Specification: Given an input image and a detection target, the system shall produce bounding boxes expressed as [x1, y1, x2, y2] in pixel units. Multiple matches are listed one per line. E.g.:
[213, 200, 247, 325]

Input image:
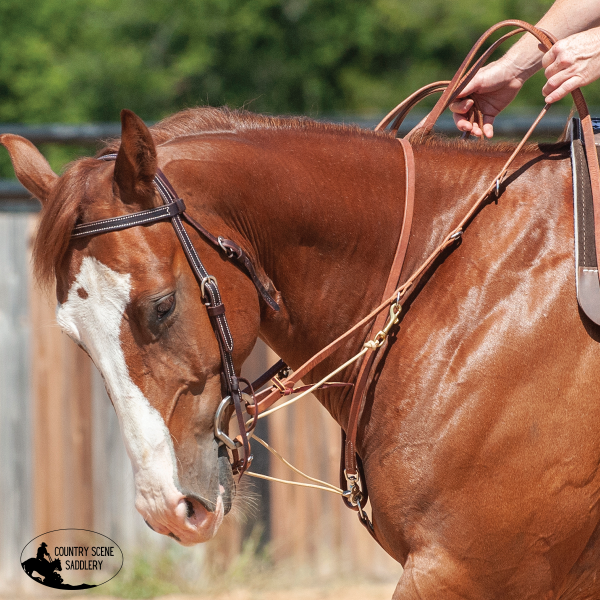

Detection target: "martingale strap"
[72, 153, 280, 476]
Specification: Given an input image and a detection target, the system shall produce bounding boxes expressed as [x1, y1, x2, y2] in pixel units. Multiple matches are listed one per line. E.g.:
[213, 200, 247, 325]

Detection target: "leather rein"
[69, 19, 600, 546]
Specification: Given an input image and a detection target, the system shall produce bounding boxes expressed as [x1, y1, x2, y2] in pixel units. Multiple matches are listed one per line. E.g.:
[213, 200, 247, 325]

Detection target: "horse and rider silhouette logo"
[21, 542, 67, 589]
[20, 529, 123, 590]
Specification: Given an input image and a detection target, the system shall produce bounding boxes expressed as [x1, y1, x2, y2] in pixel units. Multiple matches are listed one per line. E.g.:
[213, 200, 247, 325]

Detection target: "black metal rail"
[0, 111, 571, 212]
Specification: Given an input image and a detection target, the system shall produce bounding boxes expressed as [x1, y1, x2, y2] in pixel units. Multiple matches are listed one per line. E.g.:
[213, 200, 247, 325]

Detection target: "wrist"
[500, 37, 545, 83]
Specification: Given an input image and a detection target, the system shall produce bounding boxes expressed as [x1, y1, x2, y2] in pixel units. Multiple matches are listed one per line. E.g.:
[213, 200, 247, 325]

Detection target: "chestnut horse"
[3, 107, 600, 600]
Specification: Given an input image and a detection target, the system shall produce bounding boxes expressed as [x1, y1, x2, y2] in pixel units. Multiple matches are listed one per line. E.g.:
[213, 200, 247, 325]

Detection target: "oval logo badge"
[21, 529, 123, 590]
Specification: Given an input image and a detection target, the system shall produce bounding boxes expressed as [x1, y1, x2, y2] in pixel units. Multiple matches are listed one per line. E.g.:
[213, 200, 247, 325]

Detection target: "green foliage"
[91, 545, 194, 599]
[89, 526, 273, 599]
[0, 0, 566, 126]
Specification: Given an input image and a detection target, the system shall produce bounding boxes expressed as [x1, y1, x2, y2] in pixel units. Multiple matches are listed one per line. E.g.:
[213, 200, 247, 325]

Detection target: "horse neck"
[224, 129, 411, 386]
[257, 136, 541, 423]
[172, 130, 547, 425]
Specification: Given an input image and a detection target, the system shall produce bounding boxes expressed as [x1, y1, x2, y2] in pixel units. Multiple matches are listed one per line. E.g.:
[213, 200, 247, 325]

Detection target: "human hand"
[542, 27, 600, 103]
[449, 59, 525, 138]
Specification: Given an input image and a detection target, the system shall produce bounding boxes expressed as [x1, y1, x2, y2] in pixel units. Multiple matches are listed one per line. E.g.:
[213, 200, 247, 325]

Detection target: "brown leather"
[344, 137, 415, 478]
[245, 381, 352, 416]
[375, 81, 451, 136]
[206, 304, 226, 317]
[413, 21, 551, 140]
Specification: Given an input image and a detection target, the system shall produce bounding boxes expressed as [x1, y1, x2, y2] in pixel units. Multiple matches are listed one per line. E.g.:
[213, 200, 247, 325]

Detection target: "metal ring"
[218, 236, 236, 258]
[213, 392, 254, 449]
[200, 275, 218, 302]
[214, 396, 241, 449]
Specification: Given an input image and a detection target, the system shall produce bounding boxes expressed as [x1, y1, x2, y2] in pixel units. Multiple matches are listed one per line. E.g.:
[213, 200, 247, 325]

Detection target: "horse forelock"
[33, 157, 104, 290]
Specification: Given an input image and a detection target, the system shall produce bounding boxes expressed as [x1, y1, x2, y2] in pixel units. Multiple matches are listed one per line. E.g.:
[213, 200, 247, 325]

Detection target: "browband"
[72, 153, 279, 312]
[72, 198, 186, 238]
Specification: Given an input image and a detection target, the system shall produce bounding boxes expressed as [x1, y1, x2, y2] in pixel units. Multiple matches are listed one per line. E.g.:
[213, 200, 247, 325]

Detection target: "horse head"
[0, 110, 264, 545]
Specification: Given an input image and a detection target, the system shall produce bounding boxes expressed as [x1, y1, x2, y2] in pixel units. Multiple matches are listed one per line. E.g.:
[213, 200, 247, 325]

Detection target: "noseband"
[71, 153, 280, 476]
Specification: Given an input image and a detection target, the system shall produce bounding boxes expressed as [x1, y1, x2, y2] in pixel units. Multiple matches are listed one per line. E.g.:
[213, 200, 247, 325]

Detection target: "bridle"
[69, 19, 600, 545]
[72, 153, 280, 476]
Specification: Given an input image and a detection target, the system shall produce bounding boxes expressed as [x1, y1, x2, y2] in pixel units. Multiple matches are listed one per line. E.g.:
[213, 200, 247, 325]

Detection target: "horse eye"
[156, 294, 176, 320]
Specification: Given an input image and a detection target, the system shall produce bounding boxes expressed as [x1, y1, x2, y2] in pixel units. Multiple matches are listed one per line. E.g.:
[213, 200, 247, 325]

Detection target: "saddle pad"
[571, 117, 600, 325]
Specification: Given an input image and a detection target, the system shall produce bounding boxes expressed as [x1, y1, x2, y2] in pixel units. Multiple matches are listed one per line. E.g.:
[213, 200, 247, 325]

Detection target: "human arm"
[450, 0, 600, 138]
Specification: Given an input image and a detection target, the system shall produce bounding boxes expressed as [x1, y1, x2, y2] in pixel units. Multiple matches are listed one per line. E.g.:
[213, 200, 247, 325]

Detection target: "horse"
[22, 557, 63, 585]
[3, 105, 600, 600]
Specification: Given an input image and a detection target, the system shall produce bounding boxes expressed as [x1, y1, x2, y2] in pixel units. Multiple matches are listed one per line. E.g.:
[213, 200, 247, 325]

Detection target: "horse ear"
[0, 134, 58, 204]
[114, 109, 157, 205]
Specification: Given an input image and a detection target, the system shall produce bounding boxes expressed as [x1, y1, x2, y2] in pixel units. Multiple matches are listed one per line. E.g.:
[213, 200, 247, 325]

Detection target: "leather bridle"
[72, 153, 280, 476]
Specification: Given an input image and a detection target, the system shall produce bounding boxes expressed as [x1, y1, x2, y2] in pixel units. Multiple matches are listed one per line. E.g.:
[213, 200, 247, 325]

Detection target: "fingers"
[450, 98, 474, 134]
[543, 74, 582, 103]
[451, 112, 494, 138]
[450, 99, 495, 138]
[452, 111, 473, 134]
[541, 29, 600, 102]
[482, 115, 494, 139]
[543, 41, 576, 80]
[449, 98, 474, 115]
[541, 46, 557, 70]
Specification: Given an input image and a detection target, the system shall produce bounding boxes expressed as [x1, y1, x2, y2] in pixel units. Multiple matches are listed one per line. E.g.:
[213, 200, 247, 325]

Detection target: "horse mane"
[32, 105, 568, 288]
[410, 131, 570, 156]
[100, 107, 386, 155]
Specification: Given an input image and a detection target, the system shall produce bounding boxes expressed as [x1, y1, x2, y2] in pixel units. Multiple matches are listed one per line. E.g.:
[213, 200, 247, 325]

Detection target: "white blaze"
[56, 256, 181, 520]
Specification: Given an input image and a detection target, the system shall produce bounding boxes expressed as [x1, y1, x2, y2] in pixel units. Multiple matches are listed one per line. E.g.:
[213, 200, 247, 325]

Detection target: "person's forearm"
[502, 0, 600, 80]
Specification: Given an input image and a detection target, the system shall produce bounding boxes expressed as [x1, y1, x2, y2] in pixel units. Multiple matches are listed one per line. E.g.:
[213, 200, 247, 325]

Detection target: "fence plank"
[266, 347, 402, 578]
[30, 279, 94, 533]
[0, 214, 34, 591]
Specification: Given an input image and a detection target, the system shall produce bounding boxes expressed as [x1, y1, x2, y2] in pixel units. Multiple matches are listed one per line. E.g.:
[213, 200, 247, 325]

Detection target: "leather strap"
[375, 81, 451, 136]
[182, 212, 280, 311]
[413, 22, 540, 140]
[152, 169, 254, 475]
[343, 138, 415, 482]
[72, 198, 186, 238]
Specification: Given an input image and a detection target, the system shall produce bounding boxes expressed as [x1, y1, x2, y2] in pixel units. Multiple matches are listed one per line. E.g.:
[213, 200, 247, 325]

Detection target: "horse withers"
[3, 107, 600, 599]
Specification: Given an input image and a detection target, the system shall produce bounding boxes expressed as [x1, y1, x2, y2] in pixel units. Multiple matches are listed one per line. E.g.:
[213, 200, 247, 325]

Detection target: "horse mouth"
[179, 445, 235, 518]
[217, 444, 235, 514]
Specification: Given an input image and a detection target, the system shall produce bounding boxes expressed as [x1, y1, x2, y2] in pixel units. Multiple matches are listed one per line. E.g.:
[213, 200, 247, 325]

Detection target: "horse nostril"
[184, 498, 195, 519]
[144, 520, 155, 532]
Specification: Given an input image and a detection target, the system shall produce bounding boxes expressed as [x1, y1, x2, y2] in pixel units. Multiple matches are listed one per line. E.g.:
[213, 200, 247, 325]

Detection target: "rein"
[68, 19, 600, 548]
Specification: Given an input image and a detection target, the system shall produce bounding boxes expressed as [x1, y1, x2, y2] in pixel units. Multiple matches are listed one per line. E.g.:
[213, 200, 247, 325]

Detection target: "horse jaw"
[55, 255, 224, 545]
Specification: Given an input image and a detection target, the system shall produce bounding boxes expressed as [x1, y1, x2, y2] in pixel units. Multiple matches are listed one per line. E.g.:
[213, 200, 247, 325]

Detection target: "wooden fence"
[0, 164, 399, 593]
[0, 112, 573, 592]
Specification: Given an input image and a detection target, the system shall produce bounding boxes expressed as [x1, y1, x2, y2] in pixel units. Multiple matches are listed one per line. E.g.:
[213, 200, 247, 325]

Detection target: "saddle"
[571, 117, 600, 325]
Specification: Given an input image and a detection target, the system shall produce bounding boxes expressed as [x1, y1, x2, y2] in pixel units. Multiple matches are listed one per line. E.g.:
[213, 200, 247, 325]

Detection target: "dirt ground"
[160, 587, 398, 600]
[9, 584, 398, 600]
